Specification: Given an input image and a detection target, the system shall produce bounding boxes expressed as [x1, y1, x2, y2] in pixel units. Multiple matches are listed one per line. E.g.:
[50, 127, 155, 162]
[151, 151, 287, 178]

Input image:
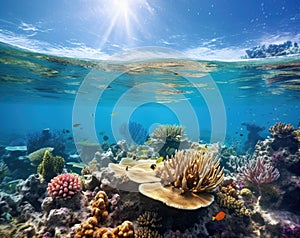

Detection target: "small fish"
[156, 157, 164, 164]
[240, 133, 244, 137]
[103, 135, 109, 141]
[140, 149, 147, 153]
[283, 113, 288, 117]
[110, 112, 118, 117]
[73, 123, 81, 127]
[67, 136, 73, 140]
[212, 211, 226, 221]
[150, 164, 157, 170]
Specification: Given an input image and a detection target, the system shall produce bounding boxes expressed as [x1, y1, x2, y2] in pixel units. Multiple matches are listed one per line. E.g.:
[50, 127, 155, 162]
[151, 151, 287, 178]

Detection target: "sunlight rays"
[96, 0, 153, 50]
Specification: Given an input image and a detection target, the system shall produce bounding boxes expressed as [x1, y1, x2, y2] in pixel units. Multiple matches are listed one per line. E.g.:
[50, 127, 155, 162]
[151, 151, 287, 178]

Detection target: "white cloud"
[184, 46, 247, 61]
[0, 30, 109, 60]
[259, 33, 300, 45]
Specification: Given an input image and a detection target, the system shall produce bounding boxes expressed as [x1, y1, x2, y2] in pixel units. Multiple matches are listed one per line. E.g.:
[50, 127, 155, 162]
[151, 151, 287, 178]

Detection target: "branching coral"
[159, 150, 224, 194]
[151, 125, 185, 141]
[241, 156, 280, 185]
[139, 149, 224, 209]
[149, 125, 190, 158]
[135, 211, 163, 237]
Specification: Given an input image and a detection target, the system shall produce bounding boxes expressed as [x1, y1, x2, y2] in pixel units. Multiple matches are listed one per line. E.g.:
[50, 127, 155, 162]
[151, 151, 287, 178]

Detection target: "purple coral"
[241, 156, 280, 185]
[281, 224, 300, 238]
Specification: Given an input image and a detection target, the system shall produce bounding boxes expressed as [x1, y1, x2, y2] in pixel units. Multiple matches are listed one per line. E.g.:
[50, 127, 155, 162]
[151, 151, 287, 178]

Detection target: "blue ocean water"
[1, 42, 300, 238]
[0, 42, 299, 150]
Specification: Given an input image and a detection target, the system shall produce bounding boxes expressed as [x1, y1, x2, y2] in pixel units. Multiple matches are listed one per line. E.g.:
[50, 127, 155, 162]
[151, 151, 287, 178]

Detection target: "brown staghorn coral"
[241, 156, 280, 185]
[135, 211, 163, 238]
[135, 227, 163, 238]
[159, 150, 224, 193]
[139, 149, 224, 209]
[136, 211, 162, 229]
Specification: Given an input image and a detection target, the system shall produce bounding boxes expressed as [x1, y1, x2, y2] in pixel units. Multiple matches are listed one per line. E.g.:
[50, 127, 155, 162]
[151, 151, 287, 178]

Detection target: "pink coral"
[47, 173, 82, 200]
[241, 156, 280, 185]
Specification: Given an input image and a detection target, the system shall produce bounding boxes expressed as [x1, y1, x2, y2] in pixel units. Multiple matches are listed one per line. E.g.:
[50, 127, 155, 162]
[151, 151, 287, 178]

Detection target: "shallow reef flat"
[0, 122, 299, 237]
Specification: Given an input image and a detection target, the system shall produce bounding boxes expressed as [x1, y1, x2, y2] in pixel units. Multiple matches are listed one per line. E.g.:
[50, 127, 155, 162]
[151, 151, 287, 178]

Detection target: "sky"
[0, 0, 299, 60]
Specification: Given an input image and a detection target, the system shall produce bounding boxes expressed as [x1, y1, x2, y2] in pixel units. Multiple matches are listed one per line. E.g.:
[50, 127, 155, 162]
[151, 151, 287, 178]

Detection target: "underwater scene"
[0, 1, 300, 238]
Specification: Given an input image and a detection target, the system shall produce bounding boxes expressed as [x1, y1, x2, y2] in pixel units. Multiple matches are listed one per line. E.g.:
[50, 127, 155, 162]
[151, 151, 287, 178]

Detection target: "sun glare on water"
[97, 0, 154, 49]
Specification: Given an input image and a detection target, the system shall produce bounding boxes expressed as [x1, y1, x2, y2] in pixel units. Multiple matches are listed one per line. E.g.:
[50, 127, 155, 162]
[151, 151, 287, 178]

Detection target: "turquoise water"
[1, 42, 300, 237]
[0, 42, 299, 149]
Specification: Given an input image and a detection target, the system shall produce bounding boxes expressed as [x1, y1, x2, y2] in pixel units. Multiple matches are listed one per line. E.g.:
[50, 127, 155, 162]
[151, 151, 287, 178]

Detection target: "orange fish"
[212, 211, 226, 221]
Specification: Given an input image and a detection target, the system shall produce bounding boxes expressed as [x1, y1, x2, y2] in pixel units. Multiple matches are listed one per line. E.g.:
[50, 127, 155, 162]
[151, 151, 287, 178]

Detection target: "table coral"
[139, 149, 224, 209]
[47, 173, 82, 200]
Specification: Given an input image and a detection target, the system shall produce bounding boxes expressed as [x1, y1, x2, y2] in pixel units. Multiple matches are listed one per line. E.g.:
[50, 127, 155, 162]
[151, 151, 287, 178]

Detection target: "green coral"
[149, 125, 187, 158]
[28, 147, 54, 166]
[37, 150, 65, 181]
[151, 125, 184, 141]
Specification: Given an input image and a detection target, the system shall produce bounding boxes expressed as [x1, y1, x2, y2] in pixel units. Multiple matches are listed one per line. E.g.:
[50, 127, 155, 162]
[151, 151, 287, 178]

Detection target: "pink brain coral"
[47, 173, 82, 200]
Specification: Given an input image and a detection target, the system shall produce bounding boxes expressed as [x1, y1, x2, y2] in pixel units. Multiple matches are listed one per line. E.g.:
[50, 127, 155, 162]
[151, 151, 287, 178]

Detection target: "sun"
[97, 0, 154, 49]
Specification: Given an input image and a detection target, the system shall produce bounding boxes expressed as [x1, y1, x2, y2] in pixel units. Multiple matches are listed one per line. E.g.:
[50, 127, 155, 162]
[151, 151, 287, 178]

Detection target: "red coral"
[47, 173, 82, 200]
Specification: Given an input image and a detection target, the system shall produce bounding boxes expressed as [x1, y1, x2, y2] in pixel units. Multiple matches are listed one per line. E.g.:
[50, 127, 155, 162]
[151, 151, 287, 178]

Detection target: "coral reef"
[241, 156, 280, 187]
[28, 147, 54, 166]
[139, 149, 224, 209]
[135, 211, 163, 237]
[75, 190, 134, 238]
[217, 182, 252, 217]
[269, 122, 299, 153]
[91, 191, 109, 222]
[47, 173, 82, 200]
[149, 125, 191, 158]
[27, 129, 66, 157]
[37, 149, 65, 181]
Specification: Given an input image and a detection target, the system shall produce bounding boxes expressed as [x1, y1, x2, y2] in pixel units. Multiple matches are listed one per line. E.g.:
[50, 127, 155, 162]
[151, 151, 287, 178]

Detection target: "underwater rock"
[77, 141, 101, 164]
[46, 207, 74, 227]
[280, 176, 300, 215]
[16, 174, 47, 210]
[242, 123, 265, 153]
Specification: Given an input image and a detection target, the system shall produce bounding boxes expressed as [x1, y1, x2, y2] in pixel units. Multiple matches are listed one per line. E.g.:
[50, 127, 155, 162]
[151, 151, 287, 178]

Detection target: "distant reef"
[243, 41, 300, 59]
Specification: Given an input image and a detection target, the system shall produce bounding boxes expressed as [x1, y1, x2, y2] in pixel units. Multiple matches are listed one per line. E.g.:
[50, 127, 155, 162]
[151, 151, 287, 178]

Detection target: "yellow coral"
[240, 188, 252, 197]
[75, 216, 99, 238]
[91, 191, 109, 221]
[217, 191, 252, 216]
